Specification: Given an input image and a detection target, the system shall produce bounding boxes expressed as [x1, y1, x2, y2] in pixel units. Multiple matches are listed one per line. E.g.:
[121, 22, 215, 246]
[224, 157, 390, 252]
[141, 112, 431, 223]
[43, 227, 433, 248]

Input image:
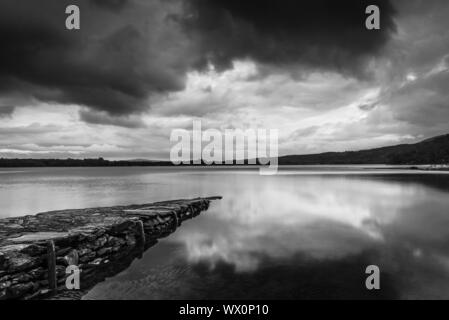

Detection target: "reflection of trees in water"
[185, 249, 399, 300]
[352, 173, 449, 193]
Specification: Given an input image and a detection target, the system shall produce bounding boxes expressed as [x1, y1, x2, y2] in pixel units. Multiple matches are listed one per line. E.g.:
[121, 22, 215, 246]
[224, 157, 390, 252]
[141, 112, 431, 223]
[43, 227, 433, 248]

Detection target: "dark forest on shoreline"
[1, 133, 448, 167]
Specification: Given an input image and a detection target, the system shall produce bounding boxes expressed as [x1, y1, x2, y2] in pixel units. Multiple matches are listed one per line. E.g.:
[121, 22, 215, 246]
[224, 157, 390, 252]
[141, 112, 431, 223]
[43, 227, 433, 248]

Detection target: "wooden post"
[172, 212, 179, 230]
[135, 220, 145, 258]
[46, 240, 57, 294]
[136, 220, 145, 245]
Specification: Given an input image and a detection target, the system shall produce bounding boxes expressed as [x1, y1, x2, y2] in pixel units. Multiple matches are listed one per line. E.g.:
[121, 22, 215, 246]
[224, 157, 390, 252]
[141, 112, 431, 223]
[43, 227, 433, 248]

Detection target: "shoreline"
[409, 164, 449, 171]
[0, 164, 448, 169]
[0, 197, 221, 300]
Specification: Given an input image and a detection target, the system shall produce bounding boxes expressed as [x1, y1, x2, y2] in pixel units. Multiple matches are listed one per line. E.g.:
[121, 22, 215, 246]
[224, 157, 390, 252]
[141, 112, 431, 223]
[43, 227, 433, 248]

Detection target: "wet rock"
[77, 248, 92, 256]
[28, 268, 45, 279]
[108, 237, 125, 247]
[7, 282, 35, 299]
[6, 253, 41, 272]
[56, 257, 68, 266]
[97, 247, 112, 256]
[20, 244, 46, 256]
[91, 258, 104, 266]
[94, 236, 108, 248]
[125, 235, 136, 247]
[79, 251, 96, 263]
[12, 273, 32, 283]
[56, 247, 72, 257]
[0, 280, 12, 290]
[56, 266, 66, 278]
[110, 220, 135, 235]
[0, 274, 11, 282]
[6, 224, 24, 230]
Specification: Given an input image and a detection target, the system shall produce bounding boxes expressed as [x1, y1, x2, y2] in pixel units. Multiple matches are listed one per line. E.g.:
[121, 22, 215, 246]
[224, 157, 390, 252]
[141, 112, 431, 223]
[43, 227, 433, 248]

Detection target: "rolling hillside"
[279, 134, 449, 165]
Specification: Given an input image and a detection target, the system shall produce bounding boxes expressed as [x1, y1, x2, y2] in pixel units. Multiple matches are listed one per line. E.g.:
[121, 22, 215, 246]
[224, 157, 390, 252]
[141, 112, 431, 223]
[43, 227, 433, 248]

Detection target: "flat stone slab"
[0, 196, 221, 300]
[9, 233, 71, 243]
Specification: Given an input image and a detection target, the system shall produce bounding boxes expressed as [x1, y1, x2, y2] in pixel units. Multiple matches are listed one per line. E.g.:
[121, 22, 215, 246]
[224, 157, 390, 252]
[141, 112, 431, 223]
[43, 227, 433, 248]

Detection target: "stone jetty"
[0, 196, 221, 300]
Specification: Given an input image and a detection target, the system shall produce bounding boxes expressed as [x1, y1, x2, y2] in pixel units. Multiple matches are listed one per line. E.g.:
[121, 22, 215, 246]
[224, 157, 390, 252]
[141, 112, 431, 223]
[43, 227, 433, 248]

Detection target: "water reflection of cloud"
[173, 174, 449, 279]
[85, 172, 449, 299]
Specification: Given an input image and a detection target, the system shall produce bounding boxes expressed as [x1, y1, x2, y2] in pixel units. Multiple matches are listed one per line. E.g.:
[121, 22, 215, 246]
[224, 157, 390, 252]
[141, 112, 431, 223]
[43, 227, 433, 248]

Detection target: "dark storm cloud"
[357, 0, 449, 139]
[358, 102, 378, 111]
[91, 0, 128, 11]
[0, 106, 15, 117]
[388, 70, 449, 127]
[181, 0, 397, 77]
[79, 108, 147, 128]
[0, 0, 398, 120]
[0, 0, 194, 117]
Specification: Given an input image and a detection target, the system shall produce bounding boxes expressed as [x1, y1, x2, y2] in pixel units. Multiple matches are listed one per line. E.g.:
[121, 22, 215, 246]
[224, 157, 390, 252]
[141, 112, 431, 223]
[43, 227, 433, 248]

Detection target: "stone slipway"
[0, 196, 221, 300]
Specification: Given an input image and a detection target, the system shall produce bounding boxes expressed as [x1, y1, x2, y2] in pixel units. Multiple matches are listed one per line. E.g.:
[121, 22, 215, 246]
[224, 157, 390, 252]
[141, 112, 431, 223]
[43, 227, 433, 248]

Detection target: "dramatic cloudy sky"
[0, 0, 448, 159]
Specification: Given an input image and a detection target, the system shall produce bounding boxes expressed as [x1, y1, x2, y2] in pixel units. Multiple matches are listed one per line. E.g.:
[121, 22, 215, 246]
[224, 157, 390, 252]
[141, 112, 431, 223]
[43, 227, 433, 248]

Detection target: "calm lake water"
[1, 166, 449, 299]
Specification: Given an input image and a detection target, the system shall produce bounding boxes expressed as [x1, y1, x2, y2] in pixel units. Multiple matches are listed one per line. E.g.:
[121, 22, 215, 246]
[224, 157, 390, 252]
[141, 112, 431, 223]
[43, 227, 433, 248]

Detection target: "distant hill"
[1, 133, 449, 167]
[279, 133, 449, 165]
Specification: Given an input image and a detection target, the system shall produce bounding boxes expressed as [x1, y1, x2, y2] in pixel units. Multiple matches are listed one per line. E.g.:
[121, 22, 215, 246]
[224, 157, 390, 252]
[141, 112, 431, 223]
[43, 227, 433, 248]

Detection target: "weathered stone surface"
[79, 252, 96, 263]
[97, 247, 113, 256]
[0, 245, 43, 273]
[20, 244, 46, 256]
[0, 196, 221, 300]
[6, 282, 35, 299]
[9, 232, 70, 243]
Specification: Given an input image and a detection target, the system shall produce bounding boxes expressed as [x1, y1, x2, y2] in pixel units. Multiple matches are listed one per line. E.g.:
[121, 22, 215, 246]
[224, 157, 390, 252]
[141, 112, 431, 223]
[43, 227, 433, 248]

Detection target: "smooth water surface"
[1, 166, 449, 299]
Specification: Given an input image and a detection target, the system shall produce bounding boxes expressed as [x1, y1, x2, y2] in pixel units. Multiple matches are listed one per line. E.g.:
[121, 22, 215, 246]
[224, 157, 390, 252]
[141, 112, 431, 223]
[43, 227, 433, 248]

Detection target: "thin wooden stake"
[136, 220, 145, 245]
[172, 212, 179, 230]
[46, 240, 57, 294]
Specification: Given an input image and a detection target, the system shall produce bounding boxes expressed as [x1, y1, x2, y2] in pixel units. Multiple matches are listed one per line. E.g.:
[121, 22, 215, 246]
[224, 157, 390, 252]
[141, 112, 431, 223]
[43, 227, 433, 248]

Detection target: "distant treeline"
[1, 133, 449, 167]
[0, 158, 173, 167]
[0, 158, 260, 167]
